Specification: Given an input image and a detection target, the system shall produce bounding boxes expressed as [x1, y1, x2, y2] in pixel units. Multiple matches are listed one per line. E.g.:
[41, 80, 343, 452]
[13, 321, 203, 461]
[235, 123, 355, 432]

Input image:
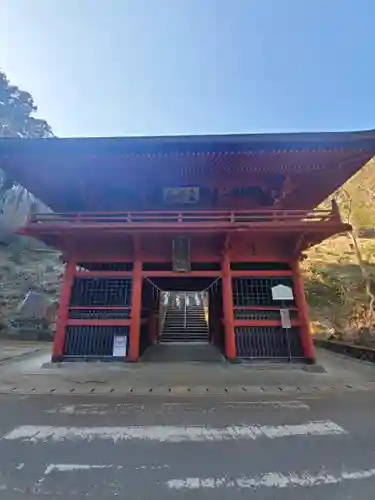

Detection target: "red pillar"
[52, 259, 75, 361]
[221, 253, 236, 360]
[293, 259, 316, 363]
[128, 259, 143, 361]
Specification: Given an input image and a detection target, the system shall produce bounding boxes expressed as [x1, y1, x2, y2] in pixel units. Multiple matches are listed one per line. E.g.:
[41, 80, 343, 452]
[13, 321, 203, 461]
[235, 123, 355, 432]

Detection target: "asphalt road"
[0, 391, 375, 499]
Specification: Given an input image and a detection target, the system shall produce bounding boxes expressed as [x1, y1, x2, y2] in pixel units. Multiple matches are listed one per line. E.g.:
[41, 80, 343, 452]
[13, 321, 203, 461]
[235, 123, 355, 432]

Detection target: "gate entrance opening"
[140, 277, 225, 362]
[159, 291, 210, 344]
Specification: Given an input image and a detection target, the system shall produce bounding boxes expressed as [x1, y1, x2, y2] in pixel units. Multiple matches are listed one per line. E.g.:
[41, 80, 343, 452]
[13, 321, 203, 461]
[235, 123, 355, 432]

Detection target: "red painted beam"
[142, 270, 220, 278]
[52, 261, 75, 360]
[222, 253, 236, 360]
[230, 270, 293, 277]
[68, 306, 131, 310]
[128, 259, 143, 361]
[66, 319, 131, 326]
[292, 260, 316, 362]
[74, 271, 133, 277]
[233, 306, 298, 311]
[234, 320, 300, 327]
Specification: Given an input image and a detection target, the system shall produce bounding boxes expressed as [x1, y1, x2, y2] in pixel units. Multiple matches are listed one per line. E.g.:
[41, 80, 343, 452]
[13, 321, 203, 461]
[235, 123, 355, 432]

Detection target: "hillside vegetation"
[304, 157, 375, 343]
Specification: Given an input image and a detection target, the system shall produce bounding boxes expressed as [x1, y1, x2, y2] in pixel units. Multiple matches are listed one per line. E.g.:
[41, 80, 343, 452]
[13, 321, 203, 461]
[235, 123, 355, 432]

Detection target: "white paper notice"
[112, 335, 127, 357]
[280, 309, 292, 329]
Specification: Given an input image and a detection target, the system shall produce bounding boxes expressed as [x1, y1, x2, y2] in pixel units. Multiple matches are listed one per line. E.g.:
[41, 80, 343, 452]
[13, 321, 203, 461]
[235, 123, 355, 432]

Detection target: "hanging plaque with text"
[172, 236, 191, 272]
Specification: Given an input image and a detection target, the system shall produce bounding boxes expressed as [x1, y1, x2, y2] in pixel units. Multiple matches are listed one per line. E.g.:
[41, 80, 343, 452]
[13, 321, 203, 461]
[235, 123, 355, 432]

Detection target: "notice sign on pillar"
[271, 284, 294, 302]
[112, 335, 127, 357]
[280, 309, 292, 329]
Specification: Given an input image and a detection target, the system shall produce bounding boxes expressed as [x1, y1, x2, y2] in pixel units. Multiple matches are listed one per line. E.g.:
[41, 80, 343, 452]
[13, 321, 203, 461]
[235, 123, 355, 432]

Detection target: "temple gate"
[1, 130, 374, 363]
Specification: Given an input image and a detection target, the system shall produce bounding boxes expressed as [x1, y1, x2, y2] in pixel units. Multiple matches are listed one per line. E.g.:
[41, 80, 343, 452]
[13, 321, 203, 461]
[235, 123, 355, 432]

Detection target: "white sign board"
[280, 309, 292, 329]
[112, 335, 127, 357]
[271, 284, 294, 301]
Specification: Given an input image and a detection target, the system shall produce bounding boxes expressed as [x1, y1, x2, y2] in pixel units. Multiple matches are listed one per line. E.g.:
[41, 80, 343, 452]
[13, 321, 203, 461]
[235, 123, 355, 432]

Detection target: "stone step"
[162, 332, 208, 336]
[165, 316, 207, 320]
[165, 318, 207, 321]
[161, 338, 209, 344]
[164, 324, 208, 329]
[162, 329, 208, 333]
[162, 333, 209, 339]
[162, 332, 208, 335]
[165, 318, 207, 323]
[164, 323, 208, 329]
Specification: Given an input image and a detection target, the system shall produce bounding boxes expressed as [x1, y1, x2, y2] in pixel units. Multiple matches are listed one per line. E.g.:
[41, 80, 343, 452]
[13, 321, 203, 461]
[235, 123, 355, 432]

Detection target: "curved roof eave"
[0, 129, 375, 158]
[0, 129, 375, 213]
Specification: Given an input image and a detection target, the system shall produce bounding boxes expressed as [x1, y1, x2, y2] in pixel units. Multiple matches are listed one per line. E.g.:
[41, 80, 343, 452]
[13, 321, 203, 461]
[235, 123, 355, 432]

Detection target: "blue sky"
[1, 0, 374, 138]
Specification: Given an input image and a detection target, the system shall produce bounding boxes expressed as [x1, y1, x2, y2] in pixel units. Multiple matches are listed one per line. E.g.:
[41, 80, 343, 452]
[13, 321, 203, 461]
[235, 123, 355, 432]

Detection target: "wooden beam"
[221, 252, 236, 360]
[52, 259, 76, 362]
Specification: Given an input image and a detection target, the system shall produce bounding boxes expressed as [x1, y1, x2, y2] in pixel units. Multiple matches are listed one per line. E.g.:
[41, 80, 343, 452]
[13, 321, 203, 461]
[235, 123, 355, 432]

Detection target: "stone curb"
[0, 347, 42, 364]
[0, 382, 374, 397]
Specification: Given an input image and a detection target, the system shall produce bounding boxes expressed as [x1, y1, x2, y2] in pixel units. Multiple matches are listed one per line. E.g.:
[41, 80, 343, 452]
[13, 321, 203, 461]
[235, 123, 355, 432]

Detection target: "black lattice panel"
[70, 277, 132, 307]
[68, 308, 131, 320]
[64, 326, 129, 357]
[235, 326, 304, 359]
[234, 309, 298, 321]
[232, 277, 296, 307]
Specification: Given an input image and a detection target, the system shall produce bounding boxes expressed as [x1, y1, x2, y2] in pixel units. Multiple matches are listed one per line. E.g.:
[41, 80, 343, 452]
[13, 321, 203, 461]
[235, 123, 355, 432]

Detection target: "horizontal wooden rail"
[233, 306, 298, 311]
[233, 319, 300, 327]
[68, 306, 131, 310]
[28, 209, 338, 226]
[66, 319, 131, 326]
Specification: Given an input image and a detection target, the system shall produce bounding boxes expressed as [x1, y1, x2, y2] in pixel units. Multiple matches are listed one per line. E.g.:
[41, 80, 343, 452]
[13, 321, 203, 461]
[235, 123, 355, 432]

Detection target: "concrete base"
[52, 356, 130, 363]
[1, 347, 375, 397]
[141, 343, 224, 362]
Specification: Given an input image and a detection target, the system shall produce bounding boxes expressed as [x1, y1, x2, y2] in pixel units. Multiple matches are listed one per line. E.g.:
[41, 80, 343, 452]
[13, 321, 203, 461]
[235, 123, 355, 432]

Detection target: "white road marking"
[1, 420, 345, 443]
[48, 400, 309, 415]
[163, 401, 310, 411]
[44, 463, 170, 475]
[46, 403, 145, 415]
[44, 464, 114, 475]
[167, 467, 375, 490]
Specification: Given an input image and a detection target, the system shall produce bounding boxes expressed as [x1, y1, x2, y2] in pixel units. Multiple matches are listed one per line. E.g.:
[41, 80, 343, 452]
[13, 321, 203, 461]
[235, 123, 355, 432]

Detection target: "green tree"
[0, 70, 54, 205]
[0, 70, 53, 139]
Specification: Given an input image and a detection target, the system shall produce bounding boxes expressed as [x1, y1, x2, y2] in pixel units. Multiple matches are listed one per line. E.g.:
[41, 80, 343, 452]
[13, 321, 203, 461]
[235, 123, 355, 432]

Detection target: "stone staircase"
[160, 301, 209, 344]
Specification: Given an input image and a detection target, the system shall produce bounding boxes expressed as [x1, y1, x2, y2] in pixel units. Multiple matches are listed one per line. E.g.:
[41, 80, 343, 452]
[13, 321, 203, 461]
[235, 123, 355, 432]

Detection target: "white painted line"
[1, 421, 345, 443]
[48, 400, 309, 415]
[44, 463, 170, 475]
[44, 464, 114, 475]
[167, 467, 375, 490]
[47, 403, 145, 415]
[163, 401, 310, 410]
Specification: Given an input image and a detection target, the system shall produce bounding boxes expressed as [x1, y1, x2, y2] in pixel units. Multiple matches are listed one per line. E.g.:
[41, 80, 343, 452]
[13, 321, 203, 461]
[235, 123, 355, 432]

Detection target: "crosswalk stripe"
[47, 400, 309, 415]
[44, 463, 170, 475]
[167, 468, 375, 490]
[44, 464, 113, 475]
[1, 421, 345, 443]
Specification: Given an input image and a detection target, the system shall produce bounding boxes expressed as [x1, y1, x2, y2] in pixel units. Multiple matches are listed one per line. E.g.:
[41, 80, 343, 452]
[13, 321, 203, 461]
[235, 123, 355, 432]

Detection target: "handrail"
[29, 209, 337, 225]
[32, 209, 333, 216]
